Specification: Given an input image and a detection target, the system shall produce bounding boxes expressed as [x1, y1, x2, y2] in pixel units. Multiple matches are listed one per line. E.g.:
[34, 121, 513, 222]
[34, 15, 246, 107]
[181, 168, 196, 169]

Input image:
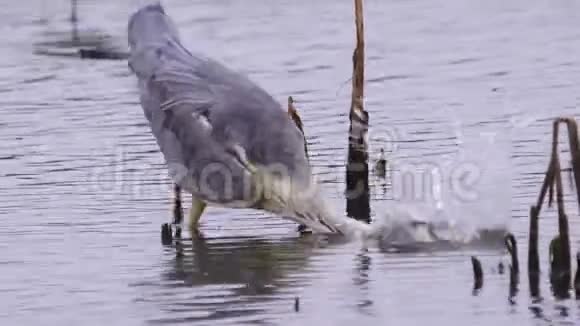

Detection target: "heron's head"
[247, 164, 342, 234]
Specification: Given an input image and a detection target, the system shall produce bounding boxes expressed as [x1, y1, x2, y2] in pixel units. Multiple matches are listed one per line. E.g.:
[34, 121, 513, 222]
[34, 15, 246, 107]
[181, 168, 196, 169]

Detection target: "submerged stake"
[550, 120, 572, 293]
[161, 223, 172, 246]
[504, 235, 520, 302]
[345, 0, 370, 222]
[560, 118, 580, 209]
[373, 148, 387, 178]
[574, 252, 580, 299]
[505, 233, 519, 274]
[294, 297, 300, 312]
[509, 264, 519, 303]
[527, 118, 580, 298]
[550, 236, 571, 298]
[528, 207, 540, 267]
[471, 256, 483, 291]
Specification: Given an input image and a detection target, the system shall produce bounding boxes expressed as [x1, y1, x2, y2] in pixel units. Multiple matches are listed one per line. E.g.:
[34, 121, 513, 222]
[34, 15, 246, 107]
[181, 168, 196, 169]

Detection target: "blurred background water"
[1, 0, 580, 325]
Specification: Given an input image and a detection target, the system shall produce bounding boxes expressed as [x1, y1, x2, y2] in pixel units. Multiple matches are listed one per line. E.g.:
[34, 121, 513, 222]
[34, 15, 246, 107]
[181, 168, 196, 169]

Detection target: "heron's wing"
[128, 4, 278, 111]
[128, 4, 314, 216]
[128, 5, 267, 205]
[137, 71, 262, 205]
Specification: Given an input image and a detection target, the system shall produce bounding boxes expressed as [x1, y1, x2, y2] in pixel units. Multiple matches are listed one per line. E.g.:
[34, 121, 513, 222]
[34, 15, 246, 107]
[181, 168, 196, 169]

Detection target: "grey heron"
[128, 4, 373, 238]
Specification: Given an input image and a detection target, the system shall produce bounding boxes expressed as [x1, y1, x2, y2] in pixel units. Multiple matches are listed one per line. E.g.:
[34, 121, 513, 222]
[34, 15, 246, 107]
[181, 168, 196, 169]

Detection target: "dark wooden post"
[563, 119, 580, 208]
[346, 0, 370, 222]
[550, 120, 571, 297]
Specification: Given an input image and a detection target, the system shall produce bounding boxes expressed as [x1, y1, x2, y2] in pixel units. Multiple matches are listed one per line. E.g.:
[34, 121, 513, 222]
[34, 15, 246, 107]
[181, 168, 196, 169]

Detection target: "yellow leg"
[189, 196, 207, 231]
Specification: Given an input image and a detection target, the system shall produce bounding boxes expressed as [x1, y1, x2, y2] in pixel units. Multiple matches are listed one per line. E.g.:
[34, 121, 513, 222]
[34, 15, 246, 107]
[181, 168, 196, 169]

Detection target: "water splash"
[330, 126, 511, 249]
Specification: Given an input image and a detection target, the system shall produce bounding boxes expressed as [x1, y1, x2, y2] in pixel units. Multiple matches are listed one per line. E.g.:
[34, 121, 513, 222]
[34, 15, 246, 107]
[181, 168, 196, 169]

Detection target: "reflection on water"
[144, 235, 320, 324]
[138, 230, 510, 324]
[2, 0, 580, 325]
[32, 0, 128, 59]
[353, 253, 373, 315]
[166, 236, 310, 294]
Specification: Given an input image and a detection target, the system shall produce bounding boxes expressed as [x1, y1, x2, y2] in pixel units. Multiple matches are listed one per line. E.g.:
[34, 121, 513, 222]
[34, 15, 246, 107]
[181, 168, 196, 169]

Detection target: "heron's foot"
[173, 223, 183, 239]
[188, 196, 207, 234]
[297, 224, 312, 235]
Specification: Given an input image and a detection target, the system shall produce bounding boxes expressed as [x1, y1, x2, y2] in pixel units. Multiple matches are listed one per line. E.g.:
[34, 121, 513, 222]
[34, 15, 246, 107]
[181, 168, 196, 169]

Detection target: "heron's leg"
[189, 196, 207, 232]
[172, 184, 184, 238]
[162, 183, 183, 245]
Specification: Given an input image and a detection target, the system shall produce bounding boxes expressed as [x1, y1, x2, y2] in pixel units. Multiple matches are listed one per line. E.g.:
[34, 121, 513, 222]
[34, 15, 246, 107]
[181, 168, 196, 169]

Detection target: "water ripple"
[2, 0, 580, 325]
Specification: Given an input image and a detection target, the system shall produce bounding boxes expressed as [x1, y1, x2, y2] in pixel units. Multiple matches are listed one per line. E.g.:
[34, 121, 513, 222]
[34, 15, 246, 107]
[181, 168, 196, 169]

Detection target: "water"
[2, 0, 580, 324]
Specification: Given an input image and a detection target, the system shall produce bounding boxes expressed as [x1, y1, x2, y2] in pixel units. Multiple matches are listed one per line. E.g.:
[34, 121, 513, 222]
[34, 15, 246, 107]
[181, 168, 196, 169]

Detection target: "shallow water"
[2, 0, 580, 325]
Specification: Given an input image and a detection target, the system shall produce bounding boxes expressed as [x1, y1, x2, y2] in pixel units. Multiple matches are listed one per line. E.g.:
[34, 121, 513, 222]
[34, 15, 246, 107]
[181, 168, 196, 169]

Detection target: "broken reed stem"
[288, 96, 304, 133]
[551, 120, 571, 290]
[509, 263, 519, 301]
[575, 252, 580, 298]
[287, 96, 309, 159]
[504, 233, 520, 301]
[527, 144, 555, 286]
[548, 169, 555, 207]
[528, 118, 579, 297]
[505, 233, 519, 274]
[535, 159, 555, 213]
[527, 122, 557, 288]
[560, 118, 580, 209]
[528, 205, 540, 278]
[346, 0, 370, 222]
